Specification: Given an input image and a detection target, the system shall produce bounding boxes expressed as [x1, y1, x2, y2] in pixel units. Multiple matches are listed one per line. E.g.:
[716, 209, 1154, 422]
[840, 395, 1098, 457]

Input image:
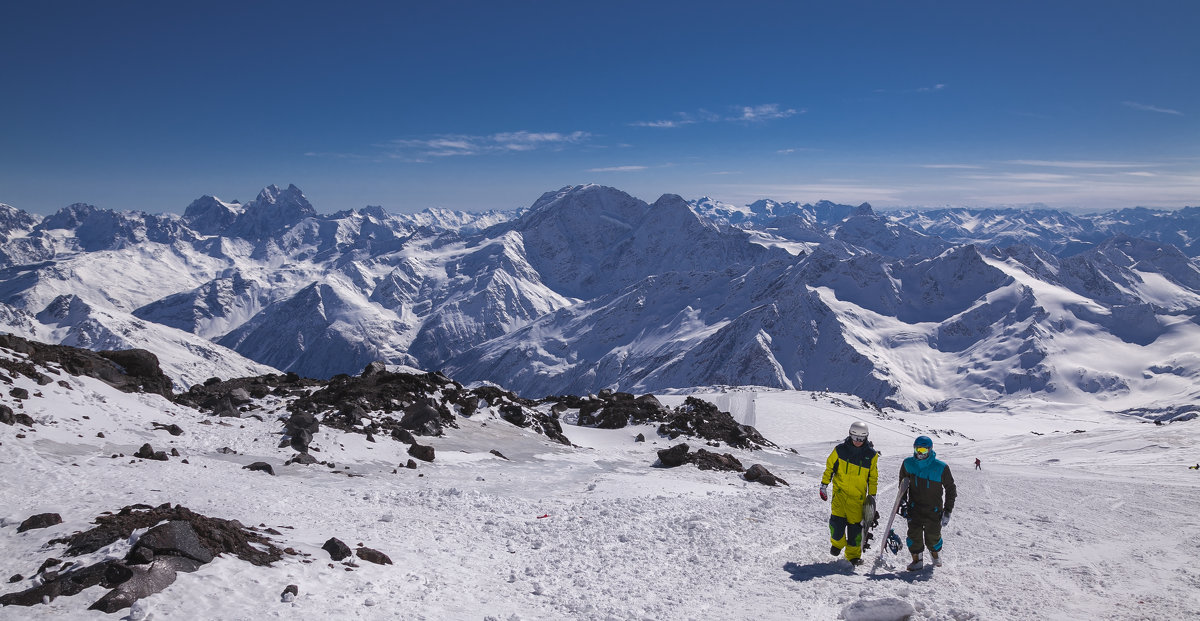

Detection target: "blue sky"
[1, 1, 1197, 215]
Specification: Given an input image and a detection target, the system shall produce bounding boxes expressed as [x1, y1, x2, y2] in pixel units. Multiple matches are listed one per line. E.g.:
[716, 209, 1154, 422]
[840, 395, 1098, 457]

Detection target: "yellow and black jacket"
[822, 437, 879, 519]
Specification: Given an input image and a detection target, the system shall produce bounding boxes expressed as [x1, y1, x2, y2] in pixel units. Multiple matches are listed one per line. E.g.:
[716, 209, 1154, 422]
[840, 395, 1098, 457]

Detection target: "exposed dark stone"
[322, 537, 352, 561]
[7, 574, 22, 583]
[405, 459, 418, 469]
[656, 443, 691, 468]
[287, 452, 318, 466]
[362, 361, 387, 377]
[152, 422, 184, 436]
[88, 556, 202, 613]
[391, 427, 416, 444]
[0, 335, 174, 399]
[243, 462, 275, 476]
[576, 391, 670, 428]
[745, 464, 789, 486]
[635, 433, 646, 442]
[9, 387, 29, 399]
[489, 449, 509, 460]
[690, 448, 744, 472]
[134, 443, 168, 461]
[49, 504, 281, 567]
[17, 512, 62, 533]
[401, 398, 443, 435]
[657, 397, 775, 450]
[356, 547, 393, 565]
[0, 404, 13, 425]
[408, 443, 435, 462]
[130, 521, 215, 564]
[0, 560, 123, 606]
[282, 584, 299, 599]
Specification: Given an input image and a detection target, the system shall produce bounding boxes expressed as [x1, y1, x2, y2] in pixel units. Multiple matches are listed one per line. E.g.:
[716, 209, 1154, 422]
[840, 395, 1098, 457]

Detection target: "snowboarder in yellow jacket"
[820, 421, 879, 565]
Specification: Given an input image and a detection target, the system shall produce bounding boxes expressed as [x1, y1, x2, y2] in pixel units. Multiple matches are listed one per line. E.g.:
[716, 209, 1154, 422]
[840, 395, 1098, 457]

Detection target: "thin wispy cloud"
[629, 110, 719, 128]
[917, 83, 946, 92]
[632, 105, 799, 127]
[1122, 101, 1183, 116]
[1006, 159, 1149, 169]
[383, 130, 590, 160]
[730, 104, 801, 122]
[587, 165, 647, 172]
[921, 164, 983, 169]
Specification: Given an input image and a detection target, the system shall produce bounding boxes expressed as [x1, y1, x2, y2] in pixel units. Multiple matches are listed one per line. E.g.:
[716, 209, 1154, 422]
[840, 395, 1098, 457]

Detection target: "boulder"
[128, 521, 214, 565]
[656, 443, 691, 468]
[356, 546, 393, 565]
[134, 443, 168, 461]
[243, 462, 275, 476]
[408, 443, 435, 462]
[17, 512, 62, 533]
[745, 464, 789, 486]
[322, 537, 352, 561]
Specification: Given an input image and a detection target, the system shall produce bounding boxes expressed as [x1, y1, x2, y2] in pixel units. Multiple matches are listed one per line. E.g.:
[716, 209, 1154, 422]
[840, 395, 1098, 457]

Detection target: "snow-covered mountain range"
[0, 184, 1197, 414]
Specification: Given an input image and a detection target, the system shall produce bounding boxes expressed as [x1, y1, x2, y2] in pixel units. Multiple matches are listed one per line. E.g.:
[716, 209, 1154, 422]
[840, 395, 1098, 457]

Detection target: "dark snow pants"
[906, 516, 943, 555]
[829, 514, 864, 560]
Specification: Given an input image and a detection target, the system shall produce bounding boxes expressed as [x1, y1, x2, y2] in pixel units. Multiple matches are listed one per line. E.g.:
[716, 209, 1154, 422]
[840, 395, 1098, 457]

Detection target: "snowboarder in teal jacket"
[900, 435, 956, 570]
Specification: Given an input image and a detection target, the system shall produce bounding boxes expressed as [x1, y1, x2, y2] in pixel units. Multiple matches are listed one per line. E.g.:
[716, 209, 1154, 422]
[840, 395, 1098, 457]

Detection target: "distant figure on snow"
[820, 421, 879, 566]
[1190, 464, 1199, 470]
[975, 458, 981, 470]
[900, 436, 957, 570]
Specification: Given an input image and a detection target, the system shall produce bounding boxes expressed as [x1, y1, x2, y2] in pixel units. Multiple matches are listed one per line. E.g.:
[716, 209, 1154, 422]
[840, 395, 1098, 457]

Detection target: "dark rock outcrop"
[16, 512, 62, 533]
[0, 334, 173, 399]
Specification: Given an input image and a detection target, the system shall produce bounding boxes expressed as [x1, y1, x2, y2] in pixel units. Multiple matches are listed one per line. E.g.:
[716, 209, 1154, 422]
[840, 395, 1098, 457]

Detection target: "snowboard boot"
[848, 557, 863, 566]
[830, 545, 841, 556]
[906, 554, 924, 571]
[931, 553, 942, 567]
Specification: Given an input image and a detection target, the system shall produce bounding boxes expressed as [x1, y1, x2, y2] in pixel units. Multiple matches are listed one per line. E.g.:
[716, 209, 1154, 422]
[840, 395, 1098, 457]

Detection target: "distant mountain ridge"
[0, 185, 1196, 412]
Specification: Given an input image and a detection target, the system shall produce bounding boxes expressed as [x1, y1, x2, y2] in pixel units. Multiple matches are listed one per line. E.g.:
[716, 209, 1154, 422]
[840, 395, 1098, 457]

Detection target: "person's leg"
[926, 514, 944, 566]
[906, 519, 926, 569]
[845, 520, 864, 561]
[829, 514, 848, 556]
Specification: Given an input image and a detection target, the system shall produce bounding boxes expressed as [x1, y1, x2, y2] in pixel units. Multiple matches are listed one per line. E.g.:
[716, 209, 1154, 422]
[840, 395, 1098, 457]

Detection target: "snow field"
[1, 376, 1198, 619]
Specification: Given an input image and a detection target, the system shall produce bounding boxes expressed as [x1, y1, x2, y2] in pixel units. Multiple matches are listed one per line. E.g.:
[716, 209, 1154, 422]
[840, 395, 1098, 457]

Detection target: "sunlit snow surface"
[1, 367, 1198, 620]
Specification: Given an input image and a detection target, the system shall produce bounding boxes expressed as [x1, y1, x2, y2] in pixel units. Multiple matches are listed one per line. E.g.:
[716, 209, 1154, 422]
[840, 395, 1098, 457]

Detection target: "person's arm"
[942, 465, 956, 514]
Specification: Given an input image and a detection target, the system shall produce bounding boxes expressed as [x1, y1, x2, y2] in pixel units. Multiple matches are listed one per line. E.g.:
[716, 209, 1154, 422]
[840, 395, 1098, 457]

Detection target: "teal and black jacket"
[899, 450, 957, 522]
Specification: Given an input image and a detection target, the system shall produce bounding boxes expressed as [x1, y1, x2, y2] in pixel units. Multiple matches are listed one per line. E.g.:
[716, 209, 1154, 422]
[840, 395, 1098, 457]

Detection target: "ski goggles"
[914, 447, 930, 458]
[850, 434, 867, 442]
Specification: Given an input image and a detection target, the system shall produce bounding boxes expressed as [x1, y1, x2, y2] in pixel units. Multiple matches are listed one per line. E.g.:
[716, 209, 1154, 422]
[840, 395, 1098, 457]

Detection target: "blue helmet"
[913, 435, 933, 449]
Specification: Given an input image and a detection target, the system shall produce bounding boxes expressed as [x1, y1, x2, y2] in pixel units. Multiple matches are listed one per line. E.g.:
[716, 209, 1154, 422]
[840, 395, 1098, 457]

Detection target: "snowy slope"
[1, 347, 1197, 620]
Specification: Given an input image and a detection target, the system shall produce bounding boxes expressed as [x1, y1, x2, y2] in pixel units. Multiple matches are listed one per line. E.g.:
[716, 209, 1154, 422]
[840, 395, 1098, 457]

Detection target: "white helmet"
[849, 421, 868, 440]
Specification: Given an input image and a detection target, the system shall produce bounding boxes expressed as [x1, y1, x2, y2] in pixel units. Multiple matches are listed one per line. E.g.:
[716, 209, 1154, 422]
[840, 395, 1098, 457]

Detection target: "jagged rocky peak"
[183, 195, 242, 235]
[226, 184, 318, 241]
[41, 203, 100, 230]
[0, 203, 39, 235]
[853, 202, 874, 217]
[254, 184, 313, 210]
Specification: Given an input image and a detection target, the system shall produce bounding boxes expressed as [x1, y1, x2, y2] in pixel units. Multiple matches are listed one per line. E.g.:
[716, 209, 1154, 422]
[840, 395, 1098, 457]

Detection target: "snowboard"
[873, 477, 911, 567]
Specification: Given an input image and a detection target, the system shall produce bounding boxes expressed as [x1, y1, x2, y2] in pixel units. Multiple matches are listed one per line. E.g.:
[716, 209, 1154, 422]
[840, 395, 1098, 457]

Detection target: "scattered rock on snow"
[152, 422, 184, 436]
[744, 464, 789, 486]
[656, 443, 691, 468]
[356, 546, 393, 565]
[408, 443, 435, 462]
[16, 512, 62, 533]
[322, 537, 352, 561]
[134, 443, 168, 461]
[243, 462, 275, 476]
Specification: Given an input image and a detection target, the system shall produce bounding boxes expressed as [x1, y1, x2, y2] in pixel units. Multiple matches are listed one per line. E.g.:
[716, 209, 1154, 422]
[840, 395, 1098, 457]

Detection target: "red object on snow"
[537, 514, 549, 519]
